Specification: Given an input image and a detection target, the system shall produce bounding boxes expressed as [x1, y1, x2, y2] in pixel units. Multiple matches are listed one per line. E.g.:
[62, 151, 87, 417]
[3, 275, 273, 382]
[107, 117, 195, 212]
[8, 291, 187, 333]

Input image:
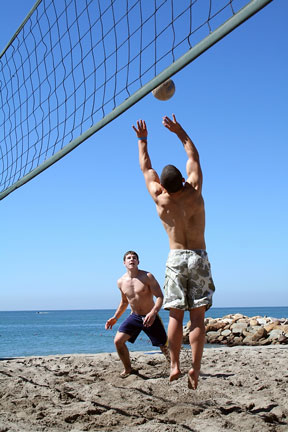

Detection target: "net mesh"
[0, 0, 257, 197]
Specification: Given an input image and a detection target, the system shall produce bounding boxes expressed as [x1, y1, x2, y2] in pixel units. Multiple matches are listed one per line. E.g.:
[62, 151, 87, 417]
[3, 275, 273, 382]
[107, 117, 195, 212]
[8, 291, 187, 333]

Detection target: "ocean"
[0, 307, 287, 358]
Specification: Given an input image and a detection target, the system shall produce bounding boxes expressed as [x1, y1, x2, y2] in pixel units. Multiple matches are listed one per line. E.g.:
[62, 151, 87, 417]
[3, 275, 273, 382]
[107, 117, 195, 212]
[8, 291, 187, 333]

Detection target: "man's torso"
[119, 270, 155, 315]
[155, 183, 206, 250]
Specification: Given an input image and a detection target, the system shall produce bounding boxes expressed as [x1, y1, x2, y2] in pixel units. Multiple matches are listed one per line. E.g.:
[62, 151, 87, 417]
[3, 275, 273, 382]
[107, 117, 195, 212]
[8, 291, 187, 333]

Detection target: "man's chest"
[122, 279, 149, 298]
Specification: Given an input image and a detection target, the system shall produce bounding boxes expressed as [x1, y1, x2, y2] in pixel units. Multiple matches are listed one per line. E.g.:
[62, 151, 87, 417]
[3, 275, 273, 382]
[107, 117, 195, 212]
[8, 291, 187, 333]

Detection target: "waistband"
[130, 312, 146, 318]
[168, 249, 207, 257]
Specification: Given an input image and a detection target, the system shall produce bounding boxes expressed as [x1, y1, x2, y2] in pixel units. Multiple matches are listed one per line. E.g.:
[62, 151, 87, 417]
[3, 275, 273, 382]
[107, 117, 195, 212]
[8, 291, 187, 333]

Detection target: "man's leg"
[160, 344, 170, 364]
[145, 315, 170, 364]
[188, 305, 206, 390]
[168, 308, 184, 382]
[114, 331, 133, 376]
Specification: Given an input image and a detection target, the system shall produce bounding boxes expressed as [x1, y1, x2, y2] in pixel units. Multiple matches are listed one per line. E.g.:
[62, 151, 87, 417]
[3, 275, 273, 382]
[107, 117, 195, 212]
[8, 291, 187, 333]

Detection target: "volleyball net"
[0, 0, 273, 200]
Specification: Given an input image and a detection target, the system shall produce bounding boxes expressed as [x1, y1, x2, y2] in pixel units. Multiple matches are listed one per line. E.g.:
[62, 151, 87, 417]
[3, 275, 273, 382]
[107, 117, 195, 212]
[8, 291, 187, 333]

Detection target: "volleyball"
[152, 79, 175, 101]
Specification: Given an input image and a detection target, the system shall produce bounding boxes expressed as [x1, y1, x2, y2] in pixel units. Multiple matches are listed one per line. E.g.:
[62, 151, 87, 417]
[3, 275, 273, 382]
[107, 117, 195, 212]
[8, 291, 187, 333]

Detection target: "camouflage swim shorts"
[163, 249, 215, 311]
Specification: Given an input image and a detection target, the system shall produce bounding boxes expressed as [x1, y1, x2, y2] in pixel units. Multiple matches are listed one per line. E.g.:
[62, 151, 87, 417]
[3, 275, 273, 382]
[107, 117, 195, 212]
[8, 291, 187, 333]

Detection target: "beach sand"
[0, 346, 287, 432]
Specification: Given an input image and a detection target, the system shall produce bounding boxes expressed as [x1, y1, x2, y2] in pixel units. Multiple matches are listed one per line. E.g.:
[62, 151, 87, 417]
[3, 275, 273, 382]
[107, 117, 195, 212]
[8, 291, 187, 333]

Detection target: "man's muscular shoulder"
[139, 271, 156, 289]
[117, 274, 126, 288]
[138, 269, 151, 280]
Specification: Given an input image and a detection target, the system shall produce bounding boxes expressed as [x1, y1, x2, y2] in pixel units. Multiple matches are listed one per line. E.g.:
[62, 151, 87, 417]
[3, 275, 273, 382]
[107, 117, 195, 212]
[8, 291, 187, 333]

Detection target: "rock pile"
[183, 313, 288, 346]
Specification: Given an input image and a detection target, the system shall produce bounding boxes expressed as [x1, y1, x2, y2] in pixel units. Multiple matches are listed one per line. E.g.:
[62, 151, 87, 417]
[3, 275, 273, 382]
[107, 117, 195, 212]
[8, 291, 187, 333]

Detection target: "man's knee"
[169, 308, 185, 322]
[114, 333, 122, 348]
[114, 332, 129, 349]
[189, 306, 206, 326]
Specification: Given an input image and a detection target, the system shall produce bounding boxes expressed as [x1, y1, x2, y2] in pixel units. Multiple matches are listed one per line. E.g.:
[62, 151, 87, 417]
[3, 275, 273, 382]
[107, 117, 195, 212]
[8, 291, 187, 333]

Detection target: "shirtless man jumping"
[105, 251, 169, 377]
[132, 114, 215, 389]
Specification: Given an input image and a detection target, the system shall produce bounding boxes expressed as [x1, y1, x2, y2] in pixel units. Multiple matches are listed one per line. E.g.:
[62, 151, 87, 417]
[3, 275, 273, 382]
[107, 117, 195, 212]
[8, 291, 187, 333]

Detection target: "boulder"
[264, 322, 281, 333]
[205, 318, 217, 325]
[231, 322, 248, 335]
[251, 327, 267, 341]
[206, 330, 221, 339]
[257, 318, 269, 325]
[244, 325, 262, 336]
[278, 334, 288, 344]
[206, 321, 227, 332]
[242, 336, 257, 346]
[221, 329, 231, 337]
[231, 336, 243, 346]
[259, 338, 271, 345]
[249, 319, 258, 326]
[268, 329, 283, 341]
[243, 328, 252, 337]
[233, 313, 246, 320]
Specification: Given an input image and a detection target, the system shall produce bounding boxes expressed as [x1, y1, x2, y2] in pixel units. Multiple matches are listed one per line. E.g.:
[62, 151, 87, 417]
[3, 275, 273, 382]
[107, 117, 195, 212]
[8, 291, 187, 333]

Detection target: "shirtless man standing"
[105, 251, 169, 377]
[132, 114, 215, 389]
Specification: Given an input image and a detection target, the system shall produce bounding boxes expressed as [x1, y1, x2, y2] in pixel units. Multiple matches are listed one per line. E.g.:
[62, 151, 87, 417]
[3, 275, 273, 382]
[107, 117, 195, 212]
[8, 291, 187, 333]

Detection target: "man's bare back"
[154, 181, 206, 251]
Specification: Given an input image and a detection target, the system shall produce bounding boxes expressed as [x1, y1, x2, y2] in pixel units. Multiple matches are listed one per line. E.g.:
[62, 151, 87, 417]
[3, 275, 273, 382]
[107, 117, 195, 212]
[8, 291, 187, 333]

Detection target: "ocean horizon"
[1, 306, 287, 358]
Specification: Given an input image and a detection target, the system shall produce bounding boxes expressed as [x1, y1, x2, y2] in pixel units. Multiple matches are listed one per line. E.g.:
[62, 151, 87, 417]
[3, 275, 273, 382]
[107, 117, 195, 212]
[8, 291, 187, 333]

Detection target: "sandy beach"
[0, 346, 287, 432]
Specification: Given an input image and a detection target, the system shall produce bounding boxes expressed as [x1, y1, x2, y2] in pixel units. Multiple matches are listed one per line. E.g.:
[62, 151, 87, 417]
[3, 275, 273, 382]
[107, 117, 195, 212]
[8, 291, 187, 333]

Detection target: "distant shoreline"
[1, 305, 288, 313]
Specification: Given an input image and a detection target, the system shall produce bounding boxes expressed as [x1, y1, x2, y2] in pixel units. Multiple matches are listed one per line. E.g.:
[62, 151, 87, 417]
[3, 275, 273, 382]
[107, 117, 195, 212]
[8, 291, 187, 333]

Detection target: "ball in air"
[152, 79, 175, 101]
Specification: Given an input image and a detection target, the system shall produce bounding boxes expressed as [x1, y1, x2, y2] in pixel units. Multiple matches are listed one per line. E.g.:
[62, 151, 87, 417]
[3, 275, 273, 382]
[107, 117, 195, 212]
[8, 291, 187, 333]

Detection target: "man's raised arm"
[132, 119, 162, 200]
[162, 114, 203, 191]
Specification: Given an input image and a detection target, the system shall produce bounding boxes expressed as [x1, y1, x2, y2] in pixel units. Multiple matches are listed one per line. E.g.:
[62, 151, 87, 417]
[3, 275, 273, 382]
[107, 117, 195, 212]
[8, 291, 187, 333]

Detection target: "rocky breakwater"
[183, 313, 288, 346]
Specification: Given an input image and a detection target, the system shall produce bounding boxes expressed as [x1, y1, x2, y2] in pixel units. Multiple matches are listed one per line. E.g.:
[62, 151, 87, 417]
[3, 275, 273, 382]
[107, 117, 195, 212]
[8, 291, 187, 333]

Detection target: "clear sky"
[1, 0, 287, 311]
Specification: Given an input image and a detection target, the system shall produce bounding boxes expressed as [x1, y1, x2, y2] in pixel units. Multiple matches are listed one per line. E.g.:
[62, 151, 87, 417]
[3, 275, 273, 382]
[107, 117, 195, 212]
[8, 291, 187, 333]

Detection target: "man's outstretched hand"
[162, 114, 182, 134]
[132, 120, 148, 139]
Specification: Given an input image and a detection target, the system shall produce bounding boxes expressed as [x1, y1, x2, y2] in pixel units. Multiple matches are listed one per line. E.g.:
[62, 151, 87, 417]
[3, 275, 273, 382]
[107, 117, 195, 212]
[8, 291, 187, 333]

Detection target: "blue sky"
[1, 0, 287, 311]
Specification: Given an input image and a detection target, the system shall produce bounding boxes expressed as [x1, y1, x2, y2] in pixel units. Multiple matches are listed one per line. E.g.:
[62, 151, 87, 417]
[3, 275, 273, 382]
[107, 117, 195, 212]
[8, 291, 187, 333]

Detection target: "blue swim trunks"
[118, 312, 167, 346]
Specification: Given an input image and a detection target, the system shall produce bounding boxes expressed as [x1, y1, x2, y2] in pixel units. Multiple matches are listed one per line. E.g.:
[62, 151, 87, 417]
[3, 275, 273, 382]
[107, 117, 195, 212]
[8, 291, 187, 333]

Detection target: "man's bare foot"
[120, 369, 132, 378]
[120, 368, 138, 378]
[187, 368, 200, 389]
[169, 367, 181, 382]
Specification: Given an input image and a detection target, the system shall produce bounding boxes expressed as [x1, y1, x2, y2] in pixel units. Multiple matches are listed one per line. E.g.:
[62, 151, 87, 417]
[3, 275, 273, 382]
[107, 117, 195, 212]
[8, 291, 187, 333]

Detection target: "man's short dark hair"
[123, 250, 139, 262]
[160, 165, 183, 193]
